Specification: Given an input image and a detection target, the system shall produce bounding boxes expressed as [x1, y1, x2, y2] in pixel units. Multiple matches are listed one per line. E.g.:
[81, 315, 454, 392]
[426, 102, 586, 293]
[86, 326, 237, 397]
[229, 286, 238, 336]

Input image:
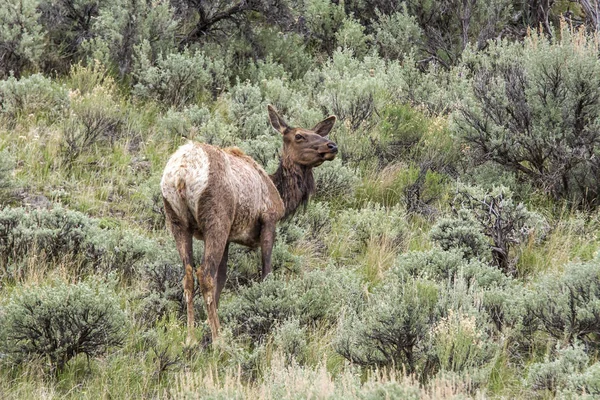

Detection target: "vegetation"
[1, 0, 600, 398]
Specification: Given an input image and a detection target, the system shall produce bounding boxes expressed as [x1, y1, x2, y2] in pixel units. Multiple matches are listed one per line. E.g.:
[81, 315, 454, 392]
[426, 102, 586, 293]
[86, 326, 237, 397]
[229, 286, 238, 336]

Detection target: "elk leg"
[197, 235, 228, 341]
[260, 220, 276, 280]
[163, 198, 195, 343]
[215, 242, 229, 307]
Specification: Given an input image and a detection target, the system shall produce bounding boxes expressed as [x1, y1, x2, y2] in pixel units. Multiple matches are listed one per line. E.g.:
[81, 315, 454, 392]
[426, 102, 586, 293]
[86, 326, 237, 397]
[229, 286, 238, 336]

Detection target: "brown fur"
[161, 105, 337, 343]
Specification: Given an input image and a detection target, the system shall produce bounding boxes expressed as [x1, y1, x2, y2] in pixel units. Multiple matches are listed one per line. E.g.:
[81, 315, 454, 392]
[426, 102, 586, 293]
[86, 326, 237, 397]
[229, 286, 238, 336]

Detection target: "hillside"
[1, 1, 600, 398]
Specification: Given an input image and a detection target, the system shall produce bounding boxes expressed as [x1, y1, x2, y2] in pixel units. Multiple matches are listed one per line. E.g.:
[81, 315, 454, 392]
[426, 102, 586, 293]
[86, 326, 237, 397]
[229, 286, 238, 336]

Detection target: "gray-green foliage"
[61, 83, 127, 163]
[83, 0, 178, 77]
[136, 260, 207, 326]
[334, 203, 407, 251]
[430, 211, 491, 262]
[450, 185, 547, 273]
[372, 7, 422, 61]
[395, 248, 505, 288]
[0, 73, 67, 121]
[0, 0, 45, 78]
[527, 344, 600, 396]
[456, 27, 600, 207]
[0, 149, 14, 205]
[133, 48, 226, 107]
[313, 158, 359, 201]
[221, 267, 363, 343]
[273, 318, 308, 363]
[0, 277, 126, 371]
[0, 207, 156, 281]
[335, 274, 440, 373]
[526, 258, 600, 347]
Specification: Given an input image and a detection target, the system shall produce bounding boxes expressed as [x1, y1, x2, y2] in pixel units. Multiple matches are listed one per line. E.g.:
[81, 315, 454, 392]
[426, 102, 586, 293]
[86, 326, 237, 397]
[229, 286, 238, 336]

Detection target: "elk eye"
[295, 134, 304, 141]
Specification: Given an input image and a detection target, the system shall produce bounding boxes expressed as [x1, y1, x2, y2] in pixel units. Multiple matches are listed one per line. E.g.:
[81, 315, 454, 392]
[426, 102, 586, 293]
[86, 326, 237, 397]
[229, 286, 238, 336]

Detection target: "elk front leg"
[260, 220, 276, 280]
[197, 236, 228, 342]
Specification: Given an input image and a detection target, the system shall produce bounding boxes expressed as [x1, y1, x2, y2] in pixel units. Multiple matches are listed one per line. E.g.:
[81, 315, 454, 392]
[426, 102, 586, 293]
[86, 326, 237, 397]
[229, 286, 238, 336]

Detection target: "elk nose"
[328, 143, 338, 153]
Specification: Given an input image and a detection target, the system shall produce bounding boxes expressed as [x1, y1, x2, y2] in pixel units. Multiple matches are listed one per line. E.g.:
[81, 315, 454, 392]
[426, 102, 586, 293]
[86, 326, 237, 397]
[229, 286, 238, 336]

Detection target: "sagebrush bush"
[527, 344, 592, 394]
[373, 8, 421, 61]
[527, 258, 600, 347]
[221, 267, 363, 343]
[133, 48, 226, 107]
[456, 23, 600, 208]
[61, 84, 126, 163]
[430, 211, 491, 262]
[332, 203, 407, 254]
[82, 0, 178, 77]
[304, 49, 386, 132]
[156, 105, 211, 139]
[451, 185, 547, 273]
[227, 81, 267, 140]
[136, 260, 207, 326]
[273, 318, 308, 364]
[0, 149, 14, 205]
[0, 73, 67, 122]
[431, 309, 492, 373]
[313, 158, 359, 201]
[0, 0, 45, 78]
[395, 248, 506, 289]
[0, 278, 126, 371]
[0, 207, 156, 281]
[335, 274, 440, 374]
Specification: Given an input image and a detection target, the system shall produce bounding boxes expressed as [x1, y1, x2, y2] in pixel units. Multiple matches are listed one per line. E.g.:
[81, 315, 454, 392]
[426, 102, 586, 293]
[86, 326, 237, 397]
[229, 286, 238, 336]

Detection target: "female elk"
[161, 105, 337, 343]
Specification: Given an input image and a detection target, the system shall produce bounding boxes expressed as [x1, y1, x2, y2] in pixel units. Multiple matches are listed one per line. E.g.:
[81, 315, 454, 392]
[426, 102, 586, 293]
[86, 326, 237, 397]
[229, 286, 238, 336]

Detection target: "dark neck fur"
[270, 157, 315, 219]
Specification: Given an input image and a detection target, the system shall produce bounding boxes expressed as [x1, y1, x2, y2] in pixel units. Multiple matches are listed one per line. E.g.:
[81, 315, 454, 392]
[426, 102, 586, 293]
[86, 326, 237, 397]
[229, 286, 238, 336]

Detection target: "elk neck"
[270, 155, 315, 219]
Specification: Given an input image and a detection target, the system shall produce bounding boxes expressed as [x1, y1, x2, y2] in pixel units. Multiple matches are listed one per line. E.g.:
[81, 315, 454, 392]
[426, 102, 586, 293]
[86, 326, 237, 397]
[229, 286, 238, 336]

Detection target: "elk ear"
[312, 115, 336, 137]
[267, 104, 289, 134]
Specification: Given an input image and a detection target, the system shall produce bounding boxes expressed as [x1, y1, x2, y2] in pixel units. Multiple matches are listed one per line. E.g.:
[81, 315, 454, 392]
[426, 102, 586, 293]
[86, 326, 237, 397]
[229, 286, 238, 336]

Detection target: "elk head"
[268, 105, 337, 167]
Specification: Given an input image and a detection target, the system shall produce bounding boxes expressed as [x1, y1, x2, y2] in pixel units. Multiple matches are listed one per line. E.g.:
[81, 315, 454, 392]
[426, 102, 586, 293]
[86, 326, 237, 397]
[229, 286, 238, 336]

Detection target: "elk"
[160, 105, 337, 343]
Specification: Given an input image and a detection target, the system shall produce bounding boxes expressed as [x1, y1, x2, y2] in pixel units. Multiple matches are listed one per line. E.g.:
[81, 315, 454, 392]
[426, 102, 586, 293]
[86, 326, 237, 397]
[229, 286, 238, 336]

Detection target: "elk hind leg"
[215, 242, 230, 307]
[197, 234, 228, 341]
[164, 198, 196, 343]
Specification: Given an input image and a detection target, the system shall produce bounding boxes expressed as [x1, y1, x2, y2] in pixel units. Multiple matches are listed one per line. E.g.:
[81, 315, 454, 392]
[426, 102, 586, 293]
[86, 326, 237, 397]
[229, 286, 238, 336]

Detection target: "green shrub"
[221, 276, 294, 342]
[395, 247, 518, 333]
[61, 83, 126, 163]
[302, 0, 346, 55]
[0, 0, 45, 78]
[527, 344, 590, 394]
[455, 24, 600, 207]
[373, 8, 422, 61]
[304, 49, 387, 132]
[136, 260, 206, 326]
[273, 318, 308, 364]
[227, 81, 266, 139]
[526, 259, 600, 347]
[0, 149, 14, 205]
[450, 185, 547, 273]
[0, 278, 126, 372]
[335, 17, 372, 59]
[0, 73, 67, 122]
[82, 0, 178, 77]
[431, 308, 493, 374]
[430, 211, 491, 262]
[313, 158, 359, 201]
[133, 48, 226, 107]
[335, 274, 440, 373]
[333, 203, 407, 253]
[221, 267, 363, 343]
[156, 105, 211, 139]
[395, 248, 505, 288]
[0, 207, 156, 281]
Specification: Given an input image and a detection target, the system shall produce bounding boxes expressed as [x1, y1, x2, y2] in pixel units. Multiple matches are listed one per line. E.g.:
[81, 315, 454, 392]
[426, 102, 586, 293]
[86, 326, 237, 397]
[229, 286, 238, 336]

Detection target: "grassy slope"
[0, 68, 599, 400]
